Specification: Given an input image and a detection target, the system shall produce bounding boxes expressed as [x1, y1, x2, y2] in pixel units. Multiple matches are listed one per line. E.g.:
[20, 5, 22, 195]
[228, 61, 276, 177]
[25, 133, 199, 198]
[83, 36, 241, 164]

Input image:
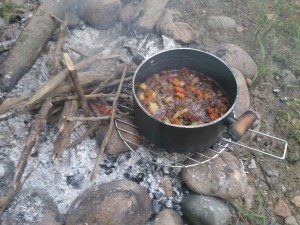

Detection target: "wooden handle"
[227, 111, 258, 141]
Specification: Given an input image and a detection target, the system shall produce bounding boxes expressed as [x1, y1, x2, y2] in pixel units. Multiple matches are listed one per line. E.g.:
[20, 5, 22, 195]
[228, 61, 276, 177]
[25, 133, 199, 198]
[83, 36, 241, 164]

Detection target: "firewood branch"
[90, 64, 128, 180]
[13, 97, 53, 190]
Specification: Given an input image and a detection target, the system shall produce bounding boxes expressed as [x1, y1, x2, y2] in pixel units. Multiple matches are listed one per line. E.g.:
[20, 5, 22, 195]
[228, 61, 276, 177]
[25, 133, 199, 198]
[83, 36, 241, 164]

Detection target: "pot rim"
[132, 48, 238, 129]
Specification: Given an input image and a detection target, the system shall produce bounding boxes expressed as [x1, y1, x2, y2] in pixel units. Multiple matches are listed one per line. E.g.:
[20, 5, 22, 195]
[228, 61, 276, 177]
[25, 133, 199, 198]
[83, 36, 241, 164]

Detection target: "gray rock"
[181, 151, 252, 200]
[231, 68, 250, 115]
[0, 17, 5, 31]
[214, 43, 258, 79]
[120, 0, 142, 25]
[181, 194, 231, 225]
[281, 69, 297, 85]
[206, 16, 237, 31]
[66, 7, 80, 28]
[152, 209, 183, 225]
[285, 216, 299, 225]
[4, 27, 21, 40]
[78, 0, 121, 30]
[1, 188, 63, 225]
[265, 170, 279, 177]
[133, 0, 169, 34]
[160, 22, 198, 44]
[101, 116, 140, 155]
[65, 179, 152, 225]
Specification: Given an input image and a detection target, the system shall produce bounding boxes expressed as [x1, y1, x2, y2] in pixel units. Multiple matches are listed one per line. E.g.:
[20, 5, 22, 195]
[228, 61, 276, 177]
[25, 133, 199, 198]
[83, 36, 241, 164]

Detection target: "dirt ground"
[167, 0, 300, 223]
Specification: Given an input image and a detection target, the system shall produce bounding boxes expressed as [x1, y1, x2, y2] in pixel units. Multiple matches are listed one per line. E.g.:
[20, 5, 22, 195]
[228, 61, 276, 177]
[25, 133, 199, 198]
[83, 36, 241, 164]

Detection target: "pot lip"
[132, 47, 237, 129]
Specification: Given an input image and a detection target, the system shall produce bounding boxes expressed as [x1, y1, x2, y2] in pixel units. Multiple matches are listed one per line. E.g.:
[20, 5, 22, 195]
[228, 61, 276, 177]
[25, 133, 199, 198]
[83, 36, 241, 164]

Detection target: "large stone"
[181, 151, 251, 200]
[101, 116, 141, 155]
[292, 196, 300, 207]
[0, 17, 5, 31]
[285, 216, 299, 225]
[4, 27, 21, 40]
[1, 188, 63, 225]
[281, 69, 297, 85]
[160, 22, 198, 44]
[78, 0, 121, 29]
[231, 67, 250, 114]
[214, 43, 257, 79]
[152, 209, 183, 225]
[120, 1, 142, 25]
[134, 0, 169, 33]
[274, 199, 292, 217]
[206, 16, 237, 31]
[65, 179, 152, 225]
[181, 194, 231, 225]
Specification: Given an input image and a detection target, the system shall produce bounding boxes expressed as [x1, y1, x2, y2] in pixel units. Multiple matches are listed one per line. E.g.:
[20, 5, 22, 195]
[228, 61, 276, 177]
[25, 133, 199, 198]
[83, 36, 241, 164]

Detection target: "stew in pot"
[136, 67, 230, 126]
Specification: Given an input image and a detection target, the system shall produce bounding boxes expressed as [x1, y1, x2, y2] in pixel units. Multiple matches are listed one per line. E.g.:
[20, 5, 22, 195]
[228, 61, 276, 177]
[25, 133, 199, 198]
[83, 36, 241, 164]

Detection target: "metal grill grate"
[114, 82, 288, 168]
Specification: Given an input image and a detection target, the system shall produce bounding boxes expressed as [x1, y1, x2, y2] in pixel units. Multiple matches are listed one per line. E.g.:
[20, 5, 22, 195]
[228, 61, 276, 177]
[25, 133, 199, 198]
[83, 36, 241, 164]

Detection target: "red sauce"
[137, 67, 230, 126]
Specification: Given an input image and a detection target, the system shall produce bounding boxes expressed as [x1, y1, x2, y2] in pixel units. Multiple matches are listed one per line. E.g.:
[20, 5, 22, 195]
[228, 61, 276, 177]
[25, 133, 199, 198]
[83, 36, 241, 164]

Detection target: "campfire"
[0, 0, 290, 225]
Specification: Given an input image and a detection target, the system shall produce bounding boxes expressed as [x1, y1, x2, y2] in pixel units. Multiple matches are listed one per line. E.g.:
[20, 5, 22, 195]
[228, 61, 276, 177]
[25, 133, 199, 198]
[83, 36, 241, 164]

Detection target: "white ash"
[0, 24, 187, 221]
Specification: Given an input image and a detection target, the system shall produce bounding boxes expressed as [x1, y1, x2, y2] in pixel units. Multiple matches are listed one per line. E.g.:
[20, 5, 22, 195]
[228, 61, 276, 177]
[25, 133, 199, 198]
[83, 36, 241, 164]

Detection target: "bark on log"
[13, 97, 53, 189]
[0, 0, 74, 92]
[53, 100, 78, 160]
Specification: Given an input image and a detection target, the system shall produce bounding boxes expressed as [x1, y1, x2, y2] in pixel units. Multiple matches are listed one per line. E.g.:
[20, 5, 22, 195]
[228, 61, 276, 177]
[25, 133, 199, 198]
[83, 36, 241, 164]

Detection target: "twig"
[13, 97, 53, 190]
[65, 115, 112, 122]
[53, 100, 78, 160]
[64, 53, 91, 116]
[91, 65, 128, 180]
[68, 46, 88, 58]
[50, 18, 68, 76]
[48, 11, 63, 23]
[52, 93, 118, 102]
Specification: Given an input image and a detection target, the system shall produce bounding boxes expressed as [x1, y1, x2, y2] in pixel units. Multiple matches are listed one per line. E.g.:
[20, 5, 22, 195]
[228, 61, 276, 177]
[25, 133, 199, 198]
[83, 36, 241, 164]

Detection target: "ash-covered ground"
[0, 25, 186, 220]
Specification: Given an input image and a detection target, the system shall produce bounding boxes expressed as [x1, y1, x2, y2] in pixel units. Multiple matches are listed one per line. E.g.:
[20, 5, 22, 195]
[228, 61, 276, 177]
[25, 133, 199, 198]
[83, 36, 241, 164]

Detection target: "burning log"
[0, 0, 74, 92]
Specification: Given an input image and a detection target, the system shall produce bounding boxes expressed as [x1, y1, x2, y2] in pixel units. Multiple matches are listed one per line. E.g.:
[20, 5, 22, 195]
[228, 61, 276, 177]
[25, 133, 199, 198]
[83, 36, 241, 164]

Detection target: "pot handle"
[225, 111, 258, 141]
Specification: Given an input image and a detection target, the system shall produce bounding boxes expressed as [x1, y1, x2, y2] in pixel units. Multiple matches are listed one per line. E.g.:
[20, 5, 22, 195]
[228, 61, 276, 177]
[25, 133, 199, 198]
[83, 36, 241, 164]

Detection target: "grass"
[0, 2, 16, 23]
[276, 98, 300, 162]
[247, 0, 300, 82]
[231, 189, 277, 225]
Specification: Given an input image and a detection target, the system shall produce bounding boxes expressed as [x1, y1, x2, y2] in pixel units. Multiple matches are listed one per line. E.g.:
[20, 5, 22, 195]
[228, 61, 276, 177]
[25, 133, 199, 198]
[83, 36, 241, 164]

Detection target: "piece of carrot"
[175, 92, 185, 99]
[171, 78, 180, 86]
[145, 96, 152, 103]
[196, 89, 203, 99]
[167, 85, 173, 91]
[187, 86, 195, 92]
[203, 92, 209, 100]
[206, 107, 214, 114]
[174, 86, 184, 93]
[170, 117, 180, 125]
[209, 112, 220, 120]
[146, 89, 154, 96]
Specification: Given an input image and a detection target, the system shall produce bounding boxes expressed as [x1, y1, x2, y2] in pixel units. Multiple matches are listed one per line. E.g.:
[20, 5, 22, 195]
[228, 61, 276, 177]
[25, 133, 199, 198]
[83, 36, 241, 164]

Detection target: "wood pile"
[0, 0, 139, 199]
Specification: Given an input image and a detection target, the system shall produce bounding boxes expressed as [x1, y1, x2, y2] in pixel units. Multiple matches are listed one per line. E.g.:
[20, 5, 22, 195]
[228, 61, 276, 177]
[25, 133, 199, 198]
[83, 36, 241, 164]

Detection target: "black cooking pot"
[132, 48, 256, 153]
